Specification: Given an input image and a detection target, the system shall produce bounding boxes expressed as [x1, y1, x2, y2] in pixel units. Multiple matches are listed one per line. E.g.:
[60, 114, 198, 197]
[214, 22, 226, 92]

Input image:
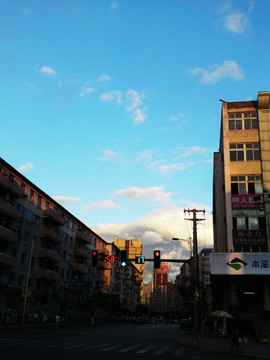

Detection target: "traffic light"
[135, 256, 145, 264]
[154, 250, 160, 269]
[120, 250, 127, 267]
[92, 250, 98, 267]
[195, 287, 199, 301]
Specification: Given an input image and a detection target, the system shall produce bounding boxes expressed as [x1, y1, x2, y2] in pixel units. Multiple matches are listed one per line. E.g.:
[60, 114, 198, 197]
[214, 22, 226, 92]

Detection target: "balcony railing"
[74, 246, 90, 259]
[72, 263, 88, 274]
[41, 227, 62, 244]
[0, 199, 20, 219]
[43, 209, 65, 226]
[75, 231, 91, 244]
[38, 248, 61, 262]
[0, 252, 16, 267]
[0, 225, 18, 244]
[35, 268, 59, 281]
[0, 173, 24, 197]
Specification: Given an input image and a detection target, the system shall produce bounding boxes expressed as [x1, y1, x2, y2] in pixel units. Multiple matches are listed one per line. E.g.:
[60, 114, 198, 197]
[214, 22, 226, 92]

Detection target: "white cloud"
[52, 196, 82, 205]
[100, 149, 123, 162]
[113, 186, 173, 203]
[150, 161, 195, 175]
[135, 150, 157, 164]
[39, 66, 56, 76]
[223, 13, 248, 34]
[170, 113, 184, 122]
[93, 205, 213, 281]
[97, 75, 112, 82]
[100, 90, 122, 104]
[126, 89, 147, 124]
[190, 60, 244, 84]
[80, 81, 96, 97]
[175, 146, 208, 159]
[18, 162, 34, 173]
[83, 199, 120, 211]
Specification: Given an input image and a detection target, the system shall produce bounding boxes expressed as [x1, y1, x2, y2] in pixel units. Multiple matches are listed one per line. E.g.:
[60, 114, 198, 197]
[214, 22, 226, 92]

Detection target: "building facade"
[212, 92, 270, 320]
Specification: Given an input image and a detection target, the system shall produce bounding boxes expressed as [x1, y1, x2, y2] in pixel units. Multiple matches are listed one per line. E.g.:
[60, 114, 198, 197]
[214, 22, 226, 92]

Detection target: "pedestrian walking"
[90, 316, 95, 332]
[230, 326, 239, 351]
[55, 314, 61, 329]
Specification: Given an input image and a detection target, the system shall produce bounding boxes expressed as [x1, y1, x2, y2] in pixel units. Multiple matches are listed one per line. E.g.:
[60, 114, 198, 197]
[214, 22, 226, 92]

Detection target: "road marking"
[155, 346, 171, 354]
[80, 343, 108, 350]
[172, 347, 186, 355]
[136, 346, 154, 353]
[118, 345, 139, 352]
[101, 344, 123, 351]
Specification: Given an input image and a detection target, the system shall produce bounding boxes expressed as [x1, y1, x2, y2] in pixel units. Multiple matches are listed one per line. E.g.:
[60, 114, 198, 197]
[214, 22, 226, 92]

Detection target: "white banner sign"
[210, 253, 270, 275]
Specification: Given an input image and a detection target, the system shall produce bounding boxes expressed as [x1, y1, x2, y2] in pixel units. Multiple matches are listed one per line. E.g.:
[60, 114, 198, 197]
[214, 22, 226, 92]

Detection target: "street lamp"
[172, 237, 192, 258]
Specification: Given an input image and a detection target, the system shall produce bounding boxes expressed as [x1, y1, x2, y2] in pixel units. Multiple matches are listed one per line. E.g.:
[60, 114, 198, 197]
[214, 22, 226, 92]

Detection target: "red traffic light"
[154, 251, 160, 257]
[93, 251, 97, 256]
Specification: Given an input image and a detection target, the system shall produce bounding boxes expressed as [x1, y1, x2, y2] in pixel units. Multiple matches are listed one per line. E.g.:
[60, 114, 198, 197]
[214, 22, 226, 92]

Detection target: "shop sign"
[231, 194, 264, 209]
[233, 230, 267, 245]
[210, 253, 270, 275]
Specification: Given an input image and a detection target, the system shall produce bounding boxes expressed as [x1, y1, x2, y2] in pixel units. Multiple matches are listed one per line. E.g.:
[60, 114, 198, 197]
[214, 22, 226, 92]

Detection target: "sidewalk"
[177, 333, 270, 359]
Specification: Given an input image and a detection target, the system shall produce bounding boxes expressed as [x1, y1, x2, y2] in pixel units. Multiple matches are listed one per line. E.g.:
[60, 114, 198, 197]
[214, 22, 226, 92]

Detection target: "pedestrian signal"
[92, 250, 98, 267]
[135, 256, 145, 264]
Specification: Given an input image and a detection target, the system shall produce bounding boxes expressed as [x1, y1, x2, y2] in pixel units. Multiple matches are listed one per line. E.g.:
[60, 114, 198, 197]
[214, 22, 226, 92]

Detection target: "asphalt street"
[0, 323, 250, 360]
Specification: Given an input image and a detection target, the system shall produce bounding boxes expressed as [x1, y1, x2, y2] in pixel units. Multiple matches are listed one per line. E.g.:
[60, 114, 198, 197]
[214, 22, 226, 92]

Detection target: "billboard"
[210, 253, 270, 275]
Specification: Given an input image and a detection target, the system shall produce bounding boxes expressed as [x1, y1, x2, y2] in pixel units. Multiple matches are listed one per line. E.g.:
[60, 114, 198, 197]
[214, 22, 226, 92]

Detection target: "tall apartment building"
[154, 262, 169, 291]
[0, 158, 108, 322]
[212, 91, 270, 320]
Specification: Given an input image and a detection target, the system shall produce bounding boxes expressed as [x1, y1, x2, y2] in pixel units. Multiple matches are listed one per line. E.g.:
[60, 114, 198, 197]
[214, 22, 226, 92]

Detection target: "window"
[35, 215, 40, 227]
[29, 190, 34, 203]
[37, 196, 41, 207]
[231, 175, 263, 195]
[26, 210, 32, 223]
[232, 209, 266, 230]
[228, 112, 258, 130]
[230, 143, 260, 162]
[23, 231, 30, 243]
[18, 204, 24, 217]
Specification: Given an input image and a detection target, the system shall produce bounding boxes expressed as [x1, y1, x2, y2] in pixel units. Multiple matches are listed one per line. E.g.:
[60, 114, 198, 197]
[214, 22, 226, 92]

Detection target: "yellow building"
[114, 236, 144, 300]
[212, 92, 270, 321]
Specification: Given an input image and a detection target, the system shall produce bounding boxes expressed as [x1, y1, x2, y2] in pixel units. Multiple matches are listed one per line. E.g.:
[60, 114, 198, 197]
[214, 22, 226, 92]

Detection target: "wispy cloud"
[39, 66, 56, 77]
[223, 12, 248, 34]
[18, 162, 34, 173]
[149, 161, 195, 175]
[135, 150, 157, 164]
[97, 75, 112, 82]
[100, 149, 123, 162]
[113, 186, 173, 203]
[100, 90, 122, 104]
[83, 199, 120, 211]
[175, 146, 208, 159]
[80, 81, 96, 97]
[126, 89, 147, 124]
[190, 60, 244, 84]
[110, 1, 119, 10]
[52, 196, 82, 205]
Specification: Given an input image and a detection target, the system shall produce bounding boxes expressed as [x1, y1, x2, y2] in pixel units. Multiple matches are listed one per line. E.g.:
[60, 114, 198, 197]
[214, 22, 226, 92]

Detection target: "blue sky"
[1, 0, 269, 281]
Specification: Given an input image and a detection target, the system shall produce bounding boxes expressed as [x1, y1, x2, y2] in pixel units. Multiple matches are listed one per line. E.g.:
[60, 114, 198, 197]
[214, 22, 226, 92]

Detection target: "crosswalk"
[0, 337, 186, 356]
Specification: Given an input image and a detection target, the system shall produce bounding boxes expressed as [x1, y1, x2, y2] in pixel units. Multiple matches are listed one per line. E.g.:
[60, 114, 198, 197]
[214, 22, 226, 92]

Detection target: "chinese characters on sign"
[233, 230, 266, 245]
[231, 194, 264, 209]
[252, 260, 269, 269]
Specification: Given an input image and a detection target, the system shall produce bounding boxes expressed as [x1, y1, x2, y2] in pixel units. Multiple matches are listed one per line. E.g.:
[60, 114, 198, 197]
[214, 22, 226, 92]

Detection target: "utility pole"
[184, 208, 205, 346]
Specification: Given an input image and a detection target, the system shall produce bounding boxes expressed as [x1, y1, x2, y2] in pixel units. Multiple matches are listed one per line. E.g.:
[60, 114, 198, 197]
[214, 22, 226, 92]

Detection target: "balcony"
[0, 252, 15, 267]
[41, 227, 62, 244]
[38, 248, 60, 262]
[98, 246, 109, 256]
[72, 263, 88, 274]
[0, 225, 18, 244]
[0, 199, 20, 219]
[0, 173, 24, 197]
[74, 246, 90, 259]
[75, 231, 90, 244]
[35, 268, 59, 281]
[43, 209, 65, 226]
